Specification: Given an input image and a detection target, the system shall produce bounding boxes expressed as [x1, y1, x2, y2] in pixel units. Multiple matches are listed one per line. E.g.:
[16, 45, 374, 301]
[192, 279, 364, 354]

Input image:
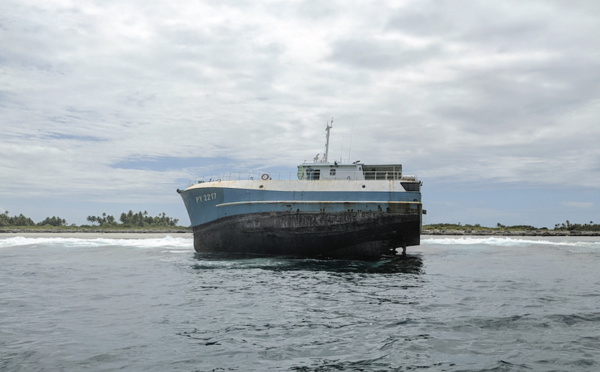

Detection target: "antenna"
[322, 118, 333, 163]
[348, 122, 354, 162]
[339, 136, 345, 163]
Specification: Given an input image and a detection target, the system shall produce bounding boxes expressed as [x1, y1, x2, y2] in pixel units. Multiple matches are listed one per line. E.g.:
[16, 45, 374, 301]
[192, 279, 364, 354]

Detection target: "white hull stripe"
[216, 201, 421, 208]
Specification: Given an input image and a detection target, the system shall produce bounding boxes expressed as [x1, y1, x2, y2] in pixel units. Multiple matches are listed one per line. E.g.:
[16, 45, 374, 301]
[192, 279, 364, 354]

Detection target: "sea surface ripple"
[1, 235, 599, 371]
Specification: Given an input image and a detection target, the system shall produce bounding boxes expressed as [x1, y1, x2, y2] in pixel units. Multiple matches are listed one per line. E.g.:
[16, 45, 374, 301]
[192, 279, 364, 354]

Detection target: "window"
[306, 169, 321, 180]
[330, 169, 336, 176]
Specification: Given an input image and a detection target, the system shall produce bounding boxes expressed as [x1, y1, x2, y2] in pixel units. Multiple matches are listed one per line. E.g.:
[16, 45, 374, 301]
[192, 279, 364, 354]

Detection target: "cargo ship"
[177, 122, 423, 259]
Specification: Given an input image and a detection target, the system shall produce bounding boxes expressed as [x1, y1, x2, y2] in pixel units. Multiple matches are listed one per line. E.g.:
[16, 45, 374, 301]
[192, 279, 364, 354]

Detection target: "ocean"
[1, 234, 599, 371]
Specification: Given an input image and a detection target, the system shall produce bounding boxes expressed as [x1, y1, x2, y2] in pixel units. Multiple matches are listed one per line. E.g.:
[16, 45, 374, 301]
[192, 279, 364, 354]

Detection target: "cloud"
[1, 0, 600, 226]
[562, 202, 594, 209]
[328, 38, 442, 70]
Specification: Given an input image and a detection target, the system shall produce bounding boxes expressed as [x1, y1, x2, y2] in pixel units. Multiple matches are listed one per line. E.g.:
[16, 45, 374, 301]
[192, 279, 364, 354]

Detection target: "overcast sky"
[1, 0, 599, 228]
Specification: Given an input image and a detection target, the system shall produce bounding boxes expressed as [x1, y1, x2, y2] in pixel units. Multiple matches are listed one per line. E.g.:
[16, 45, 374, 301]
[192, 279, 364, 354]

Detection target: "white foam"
[421, 236, 600, 251]
[0, 236, 193, 249]
[422, 237, 548, 246]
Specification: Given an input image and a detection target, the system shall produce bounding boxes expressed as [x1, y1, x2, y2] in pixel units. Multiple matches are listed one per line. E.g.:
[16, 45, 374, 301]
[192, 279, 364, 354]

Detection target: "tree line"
[425, 221, 600, 232]
[0, 210, 180, 228]
[87, 210, 179, 227]
[553, 220, 600, 232]
[0, 211, 66, 227]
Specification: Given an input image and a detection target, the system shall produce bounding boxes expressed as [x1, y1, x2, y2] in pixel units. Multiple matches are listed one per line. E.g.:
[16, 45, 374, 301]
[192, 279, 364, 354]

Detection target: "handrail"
[190, 172, 296, 184]
[188, 171, 417, 185]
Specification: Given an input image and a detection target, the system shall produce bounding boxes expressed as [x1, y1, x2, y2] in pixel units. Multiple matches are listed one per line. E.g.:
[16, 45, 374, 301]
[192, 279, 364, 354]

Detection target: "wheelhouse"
[297, 163, 403, 181]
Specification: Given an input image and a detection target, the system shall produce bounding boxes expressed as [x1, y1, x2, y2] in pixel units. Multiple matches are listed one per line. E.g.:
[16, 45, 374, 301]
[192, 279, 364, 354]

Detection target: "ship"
[177, 121, 423, 259]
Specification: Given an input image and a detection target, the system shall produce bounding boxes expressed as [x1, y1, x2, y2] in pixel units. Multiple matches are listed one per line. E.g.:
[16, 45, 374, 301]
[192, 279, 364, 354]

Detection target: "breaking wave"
[421, 236, 600, 253]
[423, 236, 597, 246]
[0, 236, 193, 250]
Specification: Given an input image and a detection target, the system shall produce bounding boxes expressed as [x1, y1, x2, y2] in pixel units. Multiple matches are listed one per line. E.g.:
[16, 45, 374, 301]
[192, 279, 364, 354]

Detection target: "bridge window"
[306, 169, 321, 180]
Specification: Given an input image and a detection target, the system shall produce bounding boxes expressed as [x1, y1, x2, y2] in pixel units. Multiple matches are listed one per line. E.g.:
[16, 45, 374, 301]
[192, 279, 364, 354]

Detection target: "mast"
[322, 118, 333, 163]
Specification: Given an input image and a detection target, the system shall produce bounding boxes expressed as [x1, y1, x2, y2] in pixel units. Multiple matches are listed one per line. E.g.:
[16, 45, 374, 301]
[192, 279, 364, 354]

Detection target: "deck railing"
[363, 171, 403, 180]
[191, 172, 296, 184]
[189, 171, 416, 185]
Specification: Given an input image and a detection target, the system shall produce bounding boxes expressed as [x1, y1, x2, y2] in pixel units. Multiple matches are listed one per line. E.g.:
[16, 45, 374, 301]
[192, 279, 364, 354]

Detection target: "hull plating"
[192, 210, 421, 259]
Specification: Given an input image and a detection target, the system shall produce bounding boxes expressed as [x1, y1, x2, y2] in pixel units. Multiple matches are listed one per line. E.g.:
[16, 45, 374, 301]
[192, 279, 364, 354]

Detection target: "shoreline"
[2, 228, 599, 237]
[0, 228, 190, 233]
[422, 229, 600, 236]
[0, 231, 192, 239]
[0, 228, 192, 239]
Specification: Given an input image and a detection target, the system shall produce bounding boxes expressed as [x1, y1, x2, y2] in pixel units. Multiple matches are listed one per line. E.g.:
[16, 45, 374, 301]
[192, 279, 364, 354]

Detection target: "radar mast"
[322, 118, 333, 163]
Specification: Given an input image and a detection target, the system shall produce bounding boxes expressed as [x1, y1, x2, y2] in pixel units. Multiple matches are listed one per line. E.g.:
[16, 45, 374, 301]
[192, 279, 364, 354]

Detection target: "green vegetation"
[423, 221, 600, 232]
[0, 210, 189, 231]
[0, 211, 36, 227]
[423, 221, 600, 236]
[38, 216, 68, 227]
[553, 220, 600, 232]
[87, 210, 179, 228]
[423, 223, 544, 231]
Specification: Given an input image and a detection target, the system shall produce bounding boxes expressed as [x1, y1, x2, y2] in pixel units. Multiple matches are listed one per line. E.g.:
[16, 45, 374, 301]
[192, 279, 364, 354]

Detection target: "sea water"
[1, 235, 599, 371]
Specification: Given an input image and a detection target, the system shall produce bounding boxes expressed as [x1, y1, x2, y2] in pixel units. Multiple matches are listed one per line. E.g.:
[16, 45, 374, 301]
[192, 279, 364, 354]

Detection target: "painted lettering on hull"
[196, 193, 217, 203]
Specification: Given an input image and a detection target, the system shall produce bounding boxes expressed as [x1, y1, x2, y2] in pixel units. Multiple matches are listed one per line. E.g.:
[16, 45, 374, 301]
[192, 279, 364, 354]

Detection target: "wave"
[422, 236, 553, 246]
[0, 236, 193, 250]
[3, 235, 598, 254]
[192, 254, 424, 274]
[421, 236, 600, 249]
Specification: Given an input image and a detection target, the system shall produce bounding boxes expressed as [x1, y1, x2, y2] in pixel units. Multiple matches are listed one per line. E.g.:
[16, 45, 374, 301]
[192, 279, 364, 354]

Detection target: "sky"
[1, 0, 599, 228]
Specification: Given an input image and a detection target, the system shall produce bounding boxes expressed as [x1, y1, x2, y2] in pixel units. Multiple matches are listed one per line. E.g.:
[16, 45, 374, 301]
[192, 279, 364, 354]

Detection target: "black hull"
[192, 210, 421, 260]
